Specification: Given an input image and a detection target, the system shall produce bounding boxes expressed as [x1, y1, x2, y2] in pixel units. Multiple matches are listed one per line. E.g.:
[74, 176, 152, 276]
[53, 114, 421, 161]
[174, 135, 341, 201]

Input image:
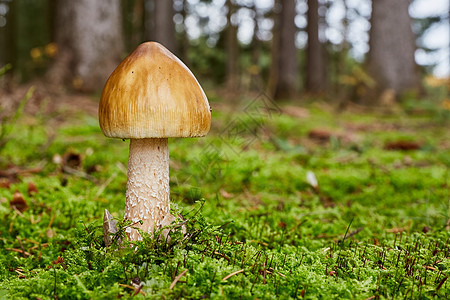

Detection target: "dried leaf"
[384, 140, 421, 151]
[103, 209, 118, 247]
[63, 151, 83, 169]
[277, 222, 287, 229]
[320, 196, 335, 208]
[52, 256, 64, 265]
[220, 188, 234, 199]
[0, 178, 11, 189]
[308, 129, 333, 142]
[10, 192, 28, 212]
[306, 171, 318, 189]
[86, 164, 101, 174]
[422, 226, 431, 233]
[282, 106, 310, 119]
[27, 182, 38, 195]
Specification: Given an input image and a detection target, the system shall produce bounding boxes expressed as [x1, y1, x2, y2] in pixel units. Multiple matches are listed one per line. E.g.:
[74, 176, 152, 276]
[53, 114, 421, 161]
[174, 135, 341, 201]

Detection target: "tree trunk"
[249, 3, 262, 91]
[0, 0, 16, 91]
[366, 0, 420, 103]
[267, 0, 280, 98]
[146, 0, 176, 54]
[0, 0, 16, 68]
[306, 0, 326, 94]
[47, 0, 124, 92]
[225, 0, 240, 91]
[131, 0, 145, 51]
[179, 0, 190, 65]
[272, 0, 298, 100]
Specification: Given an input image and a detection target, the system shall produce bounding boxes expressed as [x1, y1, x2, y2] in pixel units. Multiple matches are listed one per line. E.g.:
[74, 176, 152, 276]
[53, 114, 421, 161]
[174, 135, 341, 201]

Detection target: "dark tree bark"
[366, 0, 420, 102]
[0, 0, 16, 70]
[270, 0, 298, 100]
[146, 0, 176, 53]
[0, 0, 16, 92]
[306, 0, 326, 94]
[225, 0, 239, 90]
[178, 0, 190, 65]
[267, 0, 280, 98]
[47, 0, 124, 92]
[131, 0, 145, 50]
[249, 3, 263, 91]
[48, 0, 57, 43]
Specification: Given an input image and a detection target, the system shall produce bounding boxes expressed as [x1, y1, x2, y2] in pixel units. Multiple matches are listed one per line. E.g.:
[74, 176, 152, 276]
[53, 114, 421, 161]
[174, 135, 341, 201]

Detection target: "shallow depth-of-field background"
[1, 0, 450, 298]
[0, 86, 449, 299]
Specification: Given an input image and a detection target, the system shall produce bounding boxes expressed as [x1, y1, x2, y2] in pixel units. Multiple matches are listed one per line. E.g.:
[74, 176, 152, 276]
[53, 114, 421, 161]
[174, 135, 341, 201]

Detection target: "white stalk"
[124, 138, 169, 240]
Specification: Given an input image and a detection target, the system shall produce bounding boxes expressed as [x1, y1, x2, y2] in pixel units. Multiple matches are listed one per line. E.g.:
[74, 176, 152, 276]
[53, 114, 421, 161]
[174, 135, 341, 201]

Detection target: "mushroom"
[99, 42, 211, 241]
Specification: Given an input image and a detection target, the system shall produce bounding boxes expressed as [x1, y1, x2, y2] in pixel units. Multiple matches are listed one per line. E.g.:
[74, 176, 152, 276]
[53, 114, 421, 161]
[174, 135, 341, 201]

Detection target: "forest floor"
[0, 84, 449, 299]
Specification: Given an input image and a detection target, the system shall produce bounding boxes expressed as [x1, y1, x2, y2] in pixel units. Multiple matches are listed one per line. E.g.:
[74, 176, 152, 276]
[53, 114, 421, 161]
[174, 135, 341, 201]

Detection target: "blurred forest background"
[0, 0, 448, 105]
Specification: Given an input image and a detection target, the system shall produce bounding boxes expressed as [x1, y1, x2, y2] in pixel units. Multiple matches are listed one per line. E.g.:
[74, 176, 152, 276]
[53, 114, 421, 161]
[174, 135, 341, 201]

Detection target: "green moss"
[0, 97, 449, 298]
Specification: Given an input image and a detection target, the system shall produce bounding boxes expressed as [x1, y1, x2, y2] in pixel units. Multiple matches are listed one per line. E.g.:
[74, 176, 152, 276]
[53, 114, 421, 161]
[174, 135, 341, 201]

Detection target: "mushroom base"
[124, 138, 170, 240]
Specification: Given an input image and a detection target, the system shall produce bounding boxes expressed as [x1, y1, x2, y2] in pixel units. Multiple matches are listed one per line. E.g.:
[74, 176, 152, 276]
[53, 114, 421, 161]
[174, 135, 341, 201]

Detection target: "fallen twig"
[170, 269, 187, 290]
[5, 248, 31, 257]
[222, 269, 244, 281]
[132, 284, 144, 297]
[436, 275, 448, 294]
[0, 166, 42, 178]
[62, 165, 96, 182]
[16, 237, 25, 257]
[338, 227, 364, 242]
[118, 284, 146, 296]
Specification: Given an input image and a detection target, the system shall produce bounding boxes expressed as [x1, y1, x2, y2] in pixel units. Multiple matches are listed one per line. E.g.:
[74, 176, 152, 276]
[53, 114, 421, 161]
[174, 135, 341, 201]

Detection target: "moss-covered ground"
[0, 90, 449, 299]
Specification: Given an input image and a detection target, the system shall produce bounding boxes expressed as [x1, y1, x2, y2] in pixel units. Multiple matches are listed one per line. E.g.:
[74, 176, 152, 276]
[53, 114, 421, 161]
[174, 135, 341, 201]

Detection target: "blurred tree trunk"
[131, 0, 145, 50]
[47, 0, 124, 92]
[335, 0, 349, 96]
[226, 0, 239, 91]
[249, 3, 262, 91]
[269, 0, 298, 100]
[267, 0, 280, 98]
[122, 0, 145, 52]
[48, 0, 57, 45]
[366, 0, 420, 103]
[306, 0, 326, 94]
[146, 0, 176, 53]
[178, 0, 190, 65]
[0, 0, 16, 68]
[0, 0, 16, 91]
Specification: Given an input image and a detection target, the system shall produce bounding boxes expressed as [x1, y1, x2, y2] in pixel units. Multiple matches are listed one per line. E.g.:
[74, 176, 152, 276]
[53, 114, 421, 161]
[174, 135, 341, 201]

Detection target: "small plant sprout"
[99, 42, 211, 241]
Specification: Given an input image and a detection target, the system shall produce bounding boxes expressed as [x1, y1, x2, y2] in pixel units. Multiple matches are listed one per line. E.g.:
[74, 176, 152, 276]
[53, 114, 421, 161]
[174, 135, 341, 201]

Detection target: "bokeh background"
[0, 0, 448, 104]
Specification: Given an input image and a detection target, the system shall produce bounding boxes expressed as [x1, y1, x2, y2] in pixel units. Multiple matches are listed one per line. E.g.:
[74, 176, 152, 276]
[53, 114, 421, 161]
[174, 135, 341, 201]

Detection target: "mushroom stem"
[124, 138, 169, 240]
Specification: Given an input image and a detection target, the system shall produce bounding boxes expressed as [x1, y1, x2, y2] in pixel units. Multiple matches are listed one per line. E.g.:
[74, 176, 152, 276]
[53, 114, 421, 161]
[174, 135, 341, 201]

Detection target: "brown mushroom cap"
[99, 42, 211, 138]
